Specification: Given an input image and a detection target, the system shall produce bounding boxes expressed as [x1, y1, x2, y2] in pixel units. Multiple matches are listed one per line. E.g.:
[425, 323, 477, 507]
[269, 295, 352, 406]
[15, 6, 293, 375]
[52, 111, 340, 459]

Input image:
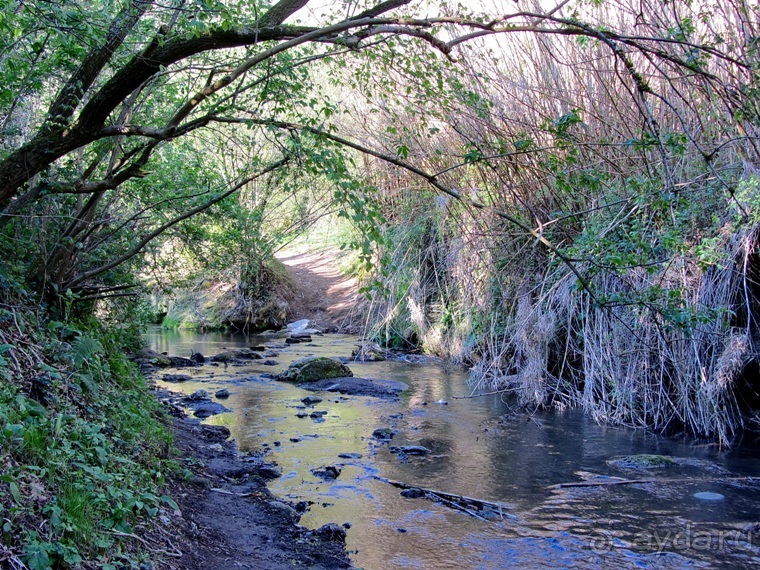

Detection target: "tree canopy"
[1, 0, 756, 297]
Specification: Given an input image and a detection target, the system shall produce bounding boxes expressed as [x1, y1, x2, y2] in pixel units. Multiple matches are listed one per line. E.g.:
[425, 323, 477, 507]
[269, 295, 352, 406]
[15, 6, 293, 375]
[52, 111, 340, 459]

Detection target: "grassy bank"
[0, 294, 177, 569]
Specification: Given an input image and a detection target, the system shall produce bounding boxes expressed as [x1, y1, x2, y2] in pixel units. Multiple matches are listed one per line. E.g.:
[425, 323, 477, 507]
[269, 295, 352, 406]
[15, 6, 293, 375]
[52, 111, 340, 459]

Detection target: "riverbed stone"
[137, 347, 171, 366]
[352, 341, 385, 362]
[267, 500, 300, 522]
[188, 390, 209, 401]
[276, 356, 353, 383]
[372, 428, 396, 441]
[694, 491, 725, 501]
[192, 401, 230, 418]
[312, 465, 341, 480]
[312, 523, 346, 543]
[211, 351, 237, 362]
[163, 373, 192, 382]
[215, 389, 230, 399]
[400, 488, 425, 499]
[608, 454, 677, 469]
[390, 445, 431, 456]
[301, 396, 323, 406]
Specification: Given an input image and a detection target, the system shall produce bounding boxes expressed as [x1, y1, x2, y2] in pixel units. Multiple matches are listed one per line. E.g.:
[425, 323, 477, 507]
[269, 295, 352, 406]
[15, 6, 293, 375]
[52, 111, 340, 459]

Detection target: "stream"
[146, 327, 760, 569]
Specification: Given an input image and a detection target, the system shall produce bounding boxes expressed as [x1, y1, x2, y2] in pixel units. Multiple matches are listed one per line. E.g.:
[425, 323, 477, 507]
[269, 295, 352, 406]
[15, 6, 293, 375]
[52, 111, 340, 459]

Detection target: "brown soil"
[276, 247, 362, 333]
[155, 405, 351, 570]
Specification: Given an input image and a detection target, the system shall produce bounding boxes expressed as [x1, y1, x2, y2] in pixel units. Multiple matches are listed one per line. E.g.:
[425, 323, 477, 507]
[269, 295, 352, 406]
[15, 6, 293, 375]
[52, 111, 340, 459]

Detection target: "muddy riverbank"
[155, 393, 351, 570]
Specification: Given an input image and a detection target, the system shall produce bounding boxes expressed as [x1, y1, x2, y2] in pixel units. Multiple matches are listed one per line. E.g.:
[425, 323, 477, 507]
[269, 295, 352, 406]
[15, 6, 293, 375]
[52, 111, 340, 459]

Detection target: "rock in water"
[215, 389, 230, 399]
[276, 356, 353, 383]
[608, 454, 677, 469]
[372, 428, 396, 441]
[311, 465, 341, 480]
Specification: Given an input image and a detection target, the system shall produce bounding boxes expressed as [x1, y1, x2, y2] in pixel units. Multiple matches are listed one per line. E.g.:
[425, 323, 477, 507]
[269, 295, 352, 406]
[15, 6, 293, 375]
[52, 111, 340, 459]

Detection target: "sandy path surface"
[275, 247, 362, 333]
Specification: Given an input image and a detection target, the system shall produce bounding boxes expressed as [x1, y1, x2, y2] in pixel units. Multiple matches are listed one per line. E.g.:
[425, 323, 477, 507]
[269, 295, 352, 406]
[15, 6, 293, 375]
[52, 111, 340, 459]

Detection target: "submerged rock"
[276, 356, 353, 383]
[694, 491, 725, 501]
[304, 377, 408, 398]
[390, 445, 431, 456]
[215, 389, 230, 399]
[301, 395, 323, 406]
[608, 454, 677, 469]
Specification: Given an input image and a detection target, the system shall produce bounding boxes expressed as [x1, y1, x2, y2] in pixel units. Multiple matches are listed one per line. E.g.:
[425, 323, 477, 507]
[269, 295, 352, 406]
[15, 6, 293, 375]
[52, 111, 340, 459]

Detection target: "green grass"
[0, 317, 176, 569]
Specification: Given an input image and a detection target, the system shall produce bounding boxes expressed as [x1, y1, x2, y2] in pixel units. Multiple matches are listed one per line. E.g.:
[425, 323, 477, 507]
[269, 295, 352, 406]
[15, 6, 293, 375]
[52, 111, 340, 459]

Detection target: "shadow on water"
[146, 328, 760, 569]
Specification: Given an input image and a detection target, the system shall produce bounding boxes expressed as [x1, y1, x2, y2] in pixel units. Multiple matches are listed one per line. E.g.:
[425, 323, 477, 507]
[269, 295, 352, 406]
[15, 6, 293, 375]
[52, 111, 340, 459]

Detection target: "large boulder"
[276, 356, 353, 383]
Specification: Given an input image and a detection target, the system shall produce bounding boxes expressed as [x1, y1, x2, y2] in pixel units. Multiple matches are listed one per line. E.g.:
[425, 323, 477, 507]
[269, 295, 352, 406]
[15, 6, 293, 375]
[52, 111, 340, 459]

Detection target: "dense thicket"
[353, 0, 760, 443]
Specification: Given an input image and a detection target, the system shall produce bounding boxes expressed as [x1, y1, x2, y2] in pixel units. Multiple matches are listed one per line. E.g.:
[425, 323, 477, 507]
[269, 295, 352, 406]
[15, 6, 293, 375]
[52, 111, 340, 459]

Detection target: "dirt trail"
[276, 247, 362, 333]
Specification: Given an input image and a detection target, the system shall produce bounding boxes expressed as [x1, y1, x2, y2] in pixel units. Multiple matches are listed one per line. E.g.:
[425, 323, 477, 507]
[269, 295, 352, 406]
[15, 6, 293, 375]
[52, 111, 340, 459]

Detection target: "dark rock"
[290, 437, 301, 442]
[352, 341, 386, 362]
[400, 488, 425, 499]
[264, 351, 279, 357]
[267, 500, 299, 521]
[296, 411, 308, 418]
[250, 346, 267, 352]
[191, 352, 205, 363]
[290, 332, 314, 340]
[391, 445, 430, 456]
[372, 428, 395, 441]
[262, 359, 278, 366]
[215, 389, 230, 399]
[163, 374, 192, 383]
[276, 356, 353, 383]
[301, 396, 323, 405]
[187, 390, 209, 401]
[342, 522, 351, 529]
[198, 424, 231, 441]
[337, 452, 362, 459]
[260, 372, 276, 378]
[259, 464, 283, 479]
[234, 349, 263, 360]
[397, 528, 407, 533]
[285, 337, 302, 344]
[137, 348, 171, 366]
[313, 523, 347, 543]
[193, 402, 230, 418]
[302, 377, 408, 398]
[310, 410, 328, 418]
[211, 351, 237, 362]
[311, 465, 341, 480]
[168, 356, 198, 367]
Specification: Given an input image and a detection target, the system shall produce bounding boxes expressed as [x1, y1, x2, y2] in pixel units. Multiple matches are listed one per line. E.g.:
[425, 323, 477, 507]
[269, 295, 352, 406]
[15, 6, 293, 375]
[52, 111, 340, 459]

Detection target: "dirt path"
[276, 247, 362, 333]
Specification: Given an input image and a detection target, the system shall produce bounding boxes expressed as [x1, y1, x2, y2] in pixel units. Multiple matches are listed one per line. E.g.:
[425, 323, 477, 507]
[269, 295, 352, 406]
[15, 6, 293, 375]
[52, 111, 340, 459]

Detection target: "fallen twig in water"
[373, 475, 510, 521]
[549, 476, 759, 489]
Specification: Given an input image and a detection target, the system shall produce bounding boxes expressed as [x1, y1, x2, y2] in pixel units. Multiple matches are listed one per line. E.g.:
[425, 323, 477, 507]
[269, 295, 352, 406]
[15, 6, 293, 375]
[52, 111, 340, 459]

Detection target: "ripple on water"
[147, 328, 760, 570]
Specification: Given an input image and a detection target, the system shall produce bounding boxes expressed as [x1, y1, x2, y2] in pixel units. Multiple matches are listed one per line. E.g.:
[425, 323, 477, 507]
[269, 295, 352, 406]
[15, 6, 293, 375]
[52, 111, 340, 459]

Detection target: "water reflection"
[147, 328, 760, 569]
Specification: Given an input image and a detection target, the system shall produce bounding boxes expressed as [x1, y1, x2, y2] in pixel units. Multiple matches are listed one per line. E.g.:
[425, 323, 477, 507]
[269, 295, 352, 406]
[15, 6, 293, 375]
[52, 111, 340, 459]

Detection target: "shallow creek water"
[146, 328, 760, 569]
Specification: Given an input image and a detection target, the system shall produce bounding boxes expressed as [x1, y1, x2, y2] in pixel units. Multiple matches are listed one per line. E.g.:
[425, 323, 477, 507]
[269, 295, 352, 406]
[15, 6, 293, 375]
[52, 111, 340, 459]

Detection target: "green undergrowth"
[0, 307, 178, 568]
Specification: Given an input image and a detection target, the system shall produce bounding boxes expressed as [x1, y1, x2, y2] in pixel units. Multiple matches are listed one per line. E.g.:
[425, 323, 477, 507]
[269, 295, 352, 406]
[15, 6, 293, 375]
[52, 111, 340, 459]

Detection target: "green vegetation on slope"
[0, 285, 176, 568]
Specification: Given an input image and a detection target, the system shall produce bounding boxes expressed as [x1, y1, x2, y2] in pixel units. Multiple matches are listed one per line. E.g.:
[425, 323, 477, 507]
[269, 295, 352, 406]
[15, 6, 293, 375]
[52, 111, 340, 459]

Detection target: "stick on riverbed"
[373, 475, 512, 521]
